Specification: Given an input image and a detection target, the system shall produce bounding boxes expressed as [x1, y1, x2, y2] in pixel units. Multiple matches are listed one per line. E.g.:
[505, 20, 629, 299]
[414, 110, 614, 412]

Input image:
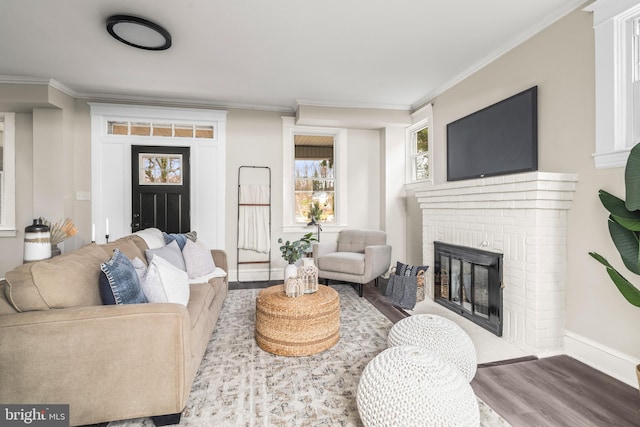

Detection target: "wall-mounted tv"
[446, 86, 538, 182]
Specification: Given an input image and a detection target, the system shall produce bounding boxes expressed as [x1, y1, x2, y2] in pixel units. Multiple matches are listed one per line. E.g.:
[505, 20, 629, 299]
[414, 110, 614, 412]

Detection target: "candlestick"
[91, 224, 95, 243]
[105, 218, 109, 236]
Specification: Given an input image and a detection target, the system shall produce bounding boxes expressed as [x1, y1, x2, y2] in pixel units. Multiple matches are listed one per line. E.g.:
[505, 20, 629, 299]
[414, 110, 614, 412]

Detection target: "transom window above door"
[107, 120, 214, 139]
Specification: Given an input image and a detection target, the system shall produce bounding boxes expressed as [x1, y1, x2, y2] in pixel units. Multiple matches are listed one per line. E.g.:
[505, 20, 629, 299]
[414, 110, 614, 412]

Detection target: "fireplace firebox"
[434, 242, 503, 336]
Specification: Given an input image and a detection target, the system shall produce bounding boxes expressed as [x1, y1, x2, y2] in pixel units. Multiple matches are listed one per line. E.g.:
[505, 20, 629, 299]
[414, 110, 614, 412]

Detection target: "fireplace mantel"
[413, 171, 578, 356]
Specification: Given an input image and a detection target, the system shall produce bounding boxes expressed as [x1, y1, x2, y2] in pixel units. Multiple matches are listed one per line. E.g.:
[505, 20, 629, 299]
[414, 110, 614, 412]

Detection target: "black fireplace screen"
[434, 242, 503, 336]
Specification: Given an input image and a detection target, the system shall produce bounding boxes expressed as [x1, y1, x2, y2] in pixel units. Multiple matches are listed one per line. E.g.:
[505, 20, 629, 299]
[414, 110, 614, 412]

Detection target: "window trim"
[586, 0, 640, 168]
[0, 113, 16, 237]
[406, 103, 433, 183]
[282, 116, 347, 231]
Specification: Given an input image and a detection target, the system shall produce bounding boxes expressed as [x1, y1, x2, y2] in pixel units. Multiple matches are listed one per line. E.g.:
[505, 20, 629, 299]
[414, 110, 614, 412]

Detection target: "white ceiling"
[0, 0, 587, 112]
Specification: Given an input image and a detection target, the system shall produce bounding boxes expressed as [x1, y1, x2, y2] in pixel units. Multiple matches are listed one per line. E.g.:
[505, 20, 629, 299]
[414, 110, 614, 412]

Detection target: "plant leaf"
[626, 143, 640, 210]
[589, 252, 640, 307]
[610, 214, 640, 231]
[599, 190, 640, 222]
[608, 218, 640, 274]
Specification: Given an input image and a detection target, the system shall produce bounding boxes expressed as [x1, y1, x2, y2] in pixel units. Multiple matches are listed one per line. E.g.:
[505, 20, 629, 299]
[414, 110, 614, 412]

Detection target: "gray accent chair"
[313, 229, 392, 297]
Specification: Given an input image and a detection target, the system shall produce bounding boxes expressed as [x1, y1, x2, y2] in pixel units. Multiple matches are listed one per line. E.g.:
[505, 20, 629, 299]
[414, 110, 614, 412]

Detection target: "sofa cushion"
[143, 254, 190, 306]
[187, 282, 216, 331]
[146, 240, 186, 271]
[182, 239, 216, 279]
[101, 236, 147, 264]
[337, 229, 386, 253]
[5, 243, 109, 312]
[99, 249, 147, 305]
[0, 282, 18, 315]
[317, 252, 365, 275]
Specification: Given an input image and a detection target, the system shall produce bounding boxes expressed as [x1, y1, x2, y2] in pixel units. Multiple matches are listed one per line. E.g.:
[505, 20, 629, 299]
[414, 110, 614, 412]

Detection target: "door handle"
[132, 213, 140, 229]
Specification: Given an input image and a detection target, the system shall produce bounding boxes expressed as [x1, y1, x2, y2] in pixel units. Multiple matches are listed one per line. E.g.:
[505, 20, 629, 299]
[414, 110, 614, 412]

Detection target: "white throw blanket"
[238, 185, 270, 253]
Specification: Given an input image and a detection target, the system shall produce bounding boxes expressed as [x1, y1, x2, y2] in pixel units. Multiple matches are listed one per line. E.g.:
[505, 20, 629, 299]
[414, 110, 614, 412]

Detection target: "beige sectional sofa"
[0, 233, 228, 426]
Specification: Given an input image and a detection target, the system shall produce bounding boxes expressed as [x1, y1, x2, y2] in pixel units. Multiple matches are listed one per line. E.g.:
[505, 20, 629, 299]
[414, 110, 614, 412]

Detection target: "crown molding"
[79, 91, 295, 113]
[0, 75, 294, 113]
[295, 98, 411, 111]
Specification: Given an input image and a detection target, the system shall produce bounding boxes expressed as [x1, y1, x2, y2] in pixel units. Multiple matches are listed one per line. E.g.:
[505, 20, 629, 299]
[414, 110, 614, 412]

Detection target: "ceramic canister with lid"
[24, 218, 51, 262]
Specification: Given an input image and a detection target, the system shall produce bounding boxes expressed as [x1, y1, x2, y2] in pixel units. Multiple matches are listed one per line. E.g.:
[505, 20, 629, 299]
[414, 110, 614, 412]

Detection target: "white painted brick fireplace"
[414, 172, 578, 356]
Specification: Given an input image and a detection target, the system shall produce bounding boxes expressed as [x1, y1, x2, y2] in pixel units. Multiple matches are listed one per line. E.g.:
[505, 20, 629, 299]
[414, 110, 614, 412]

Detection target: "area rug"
[109, 285, 510, 426]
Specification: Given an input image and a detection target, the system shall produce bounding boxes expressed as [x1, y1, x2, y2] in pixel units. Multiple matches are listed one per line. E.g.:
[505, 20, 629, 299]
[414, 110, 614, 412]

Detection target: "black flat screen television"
[446, 86, 538, 181]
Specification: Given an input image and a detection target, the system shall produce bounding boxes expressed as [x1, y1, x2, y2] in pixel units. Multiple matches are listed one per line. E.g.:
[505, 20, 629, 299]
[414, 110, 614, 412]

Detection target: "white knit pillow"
[182, 239, 216, 279]
[142, 254, 190, 306]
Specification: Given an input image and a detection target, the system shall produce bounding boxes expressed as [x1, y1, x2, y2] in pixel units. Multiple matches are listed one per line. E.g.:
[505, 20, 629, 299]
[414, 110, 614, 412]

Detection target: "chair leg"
[375, 277, 379, 287]
[358, 283, 363, 297]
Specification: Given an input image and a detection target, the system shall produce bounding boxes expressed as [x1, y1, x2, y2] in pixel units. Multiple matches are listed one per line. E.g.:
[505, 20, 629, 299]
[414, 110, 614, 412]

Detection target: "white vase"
[300, 257, 319, 293]
[284, 263, 298, 282]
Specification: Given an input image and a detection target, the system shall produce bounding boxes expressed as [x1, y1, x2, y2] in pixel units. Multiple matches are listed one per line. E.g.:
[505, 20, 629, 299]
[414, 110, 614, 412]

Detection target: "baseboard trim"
[565, 331, 639, 389]
[231, 268, 281, 283]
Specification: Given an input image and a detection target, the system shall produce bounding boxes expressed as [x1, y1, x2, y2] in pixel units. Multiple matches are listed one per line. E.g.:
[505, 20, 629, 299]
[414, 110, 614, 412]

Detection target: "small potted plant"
[278, 232, 317, 281]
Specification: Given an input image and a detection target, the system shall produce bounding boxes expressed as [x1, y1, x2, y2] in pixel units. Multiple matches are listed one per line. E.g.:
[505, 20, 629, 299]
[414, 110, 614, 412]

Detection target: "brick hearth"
[414, 172, 578, 356]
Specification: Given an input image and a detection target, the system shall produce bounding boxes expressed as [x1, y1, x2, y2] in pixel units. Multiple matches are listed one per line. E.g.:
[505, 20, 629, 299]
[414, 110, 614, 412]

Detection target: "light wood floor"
[234, 280, 640, 427]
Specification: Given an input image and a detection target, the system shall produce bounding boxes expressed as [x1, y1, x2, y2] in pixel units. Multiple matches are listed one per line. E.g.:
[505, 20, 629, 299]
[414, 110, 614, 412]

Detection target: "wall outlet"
[76, 191, 91, 201]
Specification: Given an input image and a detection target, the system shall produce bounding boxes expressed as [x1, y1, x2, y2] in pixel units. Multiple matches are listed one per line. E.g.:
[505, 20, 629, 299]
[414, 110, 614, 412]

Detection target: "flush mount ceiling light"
[106, 14, 171, 51]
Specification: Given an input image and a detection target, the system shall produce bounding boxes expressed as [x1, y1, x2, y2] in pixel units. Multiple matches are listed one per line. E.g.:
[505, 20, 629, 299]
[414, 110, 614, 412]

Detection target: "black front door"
[131, 145, 190, 233]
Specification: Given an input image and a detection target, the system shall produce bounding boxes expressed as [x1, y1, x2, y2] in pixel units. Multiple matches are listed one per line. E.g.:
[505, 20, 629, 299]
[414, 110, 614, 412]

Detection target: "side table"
[255, 284, 340, 356]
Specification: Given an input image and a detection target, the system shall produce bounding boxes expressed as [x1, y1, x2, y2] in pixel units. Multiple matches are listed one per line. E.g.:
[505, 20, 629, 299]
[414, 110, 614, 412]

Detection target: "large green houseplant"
[589, 143, 640, 307]
[589, 142, 640, 392]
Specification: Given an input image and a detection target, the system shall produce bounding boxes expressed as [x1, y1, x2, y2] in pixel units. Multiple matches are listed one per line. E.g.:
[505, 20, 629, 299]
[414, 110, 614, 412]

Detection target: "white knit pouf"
[356, 345, 480, 427]
[387, 314, 477, 382]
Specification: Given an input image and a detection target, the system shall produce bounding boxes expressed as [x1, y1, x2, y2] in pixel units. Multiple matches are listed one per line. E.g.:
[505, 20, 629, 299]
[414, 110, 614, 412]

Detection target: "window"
[107, 120, 215, 139]
[587, 1, 640, 168]
[407, 103, 433, 182]
[0, 113, 16, 237]
[138, 153, 183, 185]
[410, 127, 429, 181]
[282, 117, 347, 229]
[294, 135, 335, 224]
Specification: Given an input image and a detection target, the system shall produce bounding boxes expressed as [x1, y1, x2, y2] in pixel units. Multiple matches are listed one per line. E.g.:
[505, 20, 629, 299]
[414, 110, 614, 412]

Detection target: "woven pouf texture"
[356, 345, 480, 427]
[255, 284, 340, 356]
[387, 314, 477, 381]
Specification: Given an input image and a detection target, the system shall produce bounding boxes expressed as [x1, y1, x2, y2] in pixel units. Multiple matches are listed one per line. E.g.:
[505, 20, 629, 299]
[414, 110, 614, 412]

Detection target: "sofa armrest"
[313, 242, 338, 259]
[0, 303, 191, 426]
[211, 249, 228, 287]
[364, 245, 392, 280]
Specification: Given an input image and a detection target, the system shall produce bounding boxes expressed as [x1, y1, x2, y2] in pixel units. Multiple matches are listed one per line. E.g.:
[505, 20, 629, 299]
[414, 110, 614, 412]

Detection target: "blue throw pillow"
[162, 231, 198, 250]
[99, 249, 147, 305]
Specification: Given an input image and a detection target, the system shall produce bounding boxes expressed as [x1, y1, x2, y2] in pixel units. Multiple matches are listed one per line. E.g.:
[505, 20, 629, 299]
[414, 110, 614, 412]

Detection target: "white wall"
[225, 108, 388, 281]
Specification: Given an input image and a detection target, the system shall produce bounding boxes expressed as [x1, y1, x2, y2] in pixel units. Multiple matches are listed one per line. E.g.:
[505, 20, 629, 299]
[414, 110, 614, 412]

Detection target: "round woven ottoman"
[357, 345, 479, 427]
[255, 284, 340, 356]
[387, 314, 477, 381]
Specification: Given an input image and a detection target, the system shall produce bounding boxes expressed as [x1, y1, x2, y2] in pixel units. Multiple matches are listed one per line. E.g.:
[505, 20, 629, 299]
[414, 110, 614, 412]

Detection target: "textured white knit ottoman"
[387, 314, 477, 382]
[356, 345, 480, 427]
